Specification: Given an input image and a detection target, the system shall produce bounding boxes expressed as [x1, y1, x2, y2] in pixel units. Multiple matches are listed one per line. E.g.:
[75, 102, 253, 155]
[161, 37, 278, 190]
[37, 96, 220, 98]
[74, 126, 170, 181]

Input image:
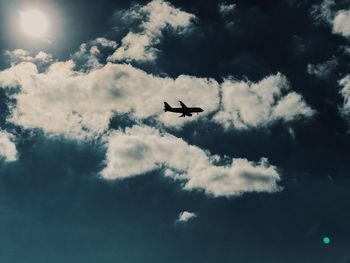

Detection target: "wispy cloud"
[72, 38, 117, 71]
[108, 0, 195, 62]
[218, 2, 236, 16]
[310, 0, 335, 24]
[339, 75, 350, 116]
[307, 57, 338, 79]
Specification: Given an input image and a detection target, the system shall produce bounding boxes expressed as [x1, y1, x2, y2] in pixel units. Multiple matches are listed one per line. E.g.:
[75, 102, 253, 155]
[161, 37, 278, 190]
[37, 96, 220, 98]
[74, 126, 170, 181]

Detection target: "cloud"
[93, 38, 118, 49]
[176, 211, 197, 223]
[101, 125, 281, 197]
[5, 49, 33, 65]
[339, 75, 350, 116]
[72, 38, 118, 71]
[333, 10, 350, 38]
[218, 2, 236, 16]
[0, 58, 288, 198]
[213, 73, 315, 129]
[0, 131, 17, 162]
[307, 57, 338, 79]
[310, 1, 350, 38]
[310, 0, 335, 24]
[0, 0, 317, 202]
[0, 55, 314, 138]
[0, 1, 315, 138]
[218, 2, 236, 28]
[5, 49, 53, 70]
[108, 0, 195, 62]
[0, 61, 219, 138]
[310, 3, 350, 122]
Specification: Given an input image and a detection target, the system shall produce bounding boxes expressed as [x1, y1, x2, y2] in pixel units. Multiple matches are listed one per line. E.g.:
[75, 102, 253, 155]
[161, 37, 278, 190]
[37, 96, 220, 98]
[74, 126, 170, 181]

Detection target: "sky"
[0, 0, 350, 262]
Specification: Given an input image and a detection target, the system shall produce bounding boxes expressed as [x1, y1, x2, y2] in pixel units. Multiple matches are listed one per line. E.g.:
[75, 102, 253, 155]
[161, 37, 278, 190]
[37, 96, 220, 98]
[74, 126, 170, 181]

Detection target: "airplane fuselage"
[166, 107, 203, 113]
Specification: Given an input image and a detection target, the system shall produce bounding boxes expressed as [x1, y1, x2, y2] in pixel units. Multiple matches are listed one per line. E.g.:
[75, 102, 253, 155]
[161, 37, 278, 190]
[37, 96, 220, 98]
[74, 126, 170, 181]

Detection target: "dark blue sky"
[0, 0, 350, 262]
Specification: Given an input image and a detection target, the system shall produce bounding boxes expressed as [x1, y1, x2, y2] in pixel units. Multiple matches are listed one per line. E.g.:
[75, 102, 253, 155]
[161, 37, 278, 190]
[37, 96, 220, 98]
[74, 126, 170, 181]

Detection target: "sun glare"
[20, 10, 48, 38]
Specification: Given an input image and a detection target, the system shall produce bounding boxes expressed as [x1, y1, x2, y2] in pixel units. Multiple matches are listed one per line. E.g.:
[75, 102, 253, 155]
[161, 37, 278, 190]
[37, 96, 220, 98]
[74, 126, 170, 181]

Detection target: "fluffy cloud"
[0, 61, 219, 138]
[333, 10, 350, 38]
[5, 49, 53, 69]
[0, 55, 314, 138]
[108, 0, 195, 62]
[0, 131, 17, 162]
[307, 57, 338, 79]
[101, 125, 281, 197]
[176, 211, 197, 223]
[214, 73, 315, 129]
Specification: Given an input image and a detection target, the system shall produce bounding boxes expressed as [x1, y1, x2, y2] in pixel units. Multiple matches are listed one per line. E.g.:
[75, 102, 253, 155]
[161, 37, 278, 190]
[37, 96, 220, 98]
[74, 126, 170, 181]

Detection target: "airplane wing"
[179, 101, 188, 109]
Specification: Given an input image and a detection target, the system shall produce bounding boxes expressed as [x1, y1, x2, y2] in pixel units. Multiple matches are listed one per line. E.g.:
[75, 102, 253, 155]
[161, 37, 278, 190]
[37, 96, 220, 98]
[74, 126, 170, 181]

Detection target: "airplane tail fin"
[164, 102, 172, 112]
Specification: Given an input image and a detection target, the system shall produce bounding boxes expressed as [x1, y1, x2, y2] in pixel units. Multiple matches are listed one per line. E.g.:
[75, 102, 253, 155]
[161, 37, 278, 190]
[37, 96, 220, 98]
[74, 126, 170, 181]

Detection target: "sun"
[20, 10, 49, 38]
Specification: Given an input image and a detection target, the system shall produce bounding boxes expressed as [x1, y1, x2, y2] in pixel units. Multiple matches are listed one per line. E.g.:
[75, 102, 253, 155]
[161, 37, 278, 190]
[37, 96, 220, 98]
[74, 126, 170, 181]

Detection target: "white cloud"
[0, 131, 17, 162]
[307, 57, 338, 79]
[0, 57, 314, 138]
[0, 60, 288, 198]
[0, 61, 219, 138]
[101, 125, 281, 197]
[108, 0, 195, 62]
[333, 10, 350, 38]
[176, 211, 197, 223]
[35, 51, 53, 63]
[213, 73, 315, 129]
[93, 38, 118, 49]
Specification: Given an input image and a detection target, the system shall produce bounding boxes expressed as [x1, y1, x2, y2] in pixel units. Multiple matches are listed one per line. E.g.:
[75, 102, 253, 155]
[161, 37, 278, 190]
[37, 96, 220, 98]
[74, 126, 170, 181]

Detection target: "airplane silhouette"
[163, 101, 204, 117]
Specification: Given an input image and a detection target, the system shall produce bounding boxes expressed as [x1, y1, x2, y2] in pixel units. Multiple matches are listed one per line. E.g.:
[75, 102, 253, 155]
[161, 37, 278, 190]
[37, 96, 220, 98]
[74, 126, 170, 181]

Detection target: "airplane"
[163, 101, 204, 117]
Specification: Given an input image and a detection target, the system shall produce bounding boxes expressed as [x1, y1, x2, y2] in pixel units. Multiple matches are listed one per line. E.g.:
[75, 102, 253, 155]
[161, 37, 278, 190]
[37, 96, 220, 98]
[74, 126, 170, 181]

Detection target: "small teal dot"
[323, 237, 330, 244]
